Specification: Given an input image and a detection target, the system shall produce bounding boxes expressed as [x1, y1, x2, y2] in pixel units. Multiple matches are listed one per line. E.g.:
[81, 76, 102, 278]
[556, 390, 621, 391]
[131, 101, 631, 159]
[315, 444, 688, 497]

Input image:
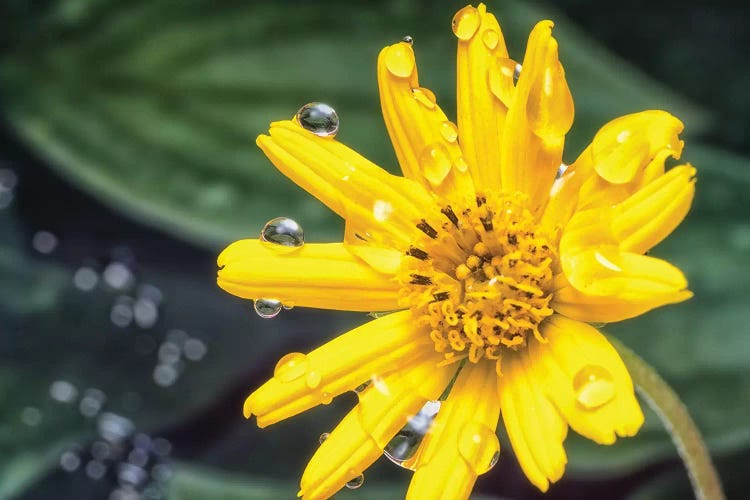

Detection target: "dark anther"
[417, 219, 438, 239]
[508, 259, 517, 268]
[476, 195, 487, 207]
[480, 214, 493, 231]
[507, 233, 518, 246]
[441, 206, 459, 227]
[409, 274, 433, 285]
[431, 291, 450, 302]
[406, 247, 429, 260]
[524, 292, 534, 298]
[541, 244, 550, 251]
[354, 233, 367, 241]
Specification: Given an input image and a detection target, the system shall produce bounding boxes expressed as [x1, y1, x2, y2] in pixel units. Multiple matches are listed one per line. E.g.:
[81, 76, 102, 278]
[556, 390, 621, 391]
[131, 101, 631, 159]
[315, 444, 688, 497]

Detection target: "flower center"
[398, 192, 556, 375]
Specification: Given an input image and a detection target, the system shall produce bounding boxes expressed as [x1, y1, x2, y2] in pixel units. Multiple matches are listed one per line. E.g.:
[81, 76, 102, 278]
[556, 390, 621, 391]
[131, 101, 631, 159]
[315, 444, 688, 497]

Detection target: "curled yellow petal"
[217, 240, 400, 311]
[533, 316, 644, 444]
[378, 41, 474, 199]
[407, 362, 500, 500]
[300, 356, 454, 500]
[455, 3, 510, 193]
[244, 311, 431, 427]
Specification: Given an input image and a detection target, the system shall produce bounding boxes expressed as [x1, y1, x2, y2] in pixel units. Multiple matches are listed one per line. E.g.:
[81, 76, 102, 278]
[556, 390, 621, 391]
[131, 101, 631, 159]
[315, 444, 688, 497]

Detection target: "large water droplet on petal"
[452, 5, 480, 41]
[273, 352, 309, 382]
[384, 43, 415, 78]
[254, 298, 282, 319]
[457, 422, 501, 475]
[454, 156, 469, 173]
[420, 144, 452, 187]
[384, 400, 441, 470]
[440, 121, 458, 143]
[573, 365, 615, 409]
[345, 474, 364, 490]
[411, 87, 436, 109]
[296, 103, 339, 137]
[481, 29, 499, 50]
[260, 217, 304, 250]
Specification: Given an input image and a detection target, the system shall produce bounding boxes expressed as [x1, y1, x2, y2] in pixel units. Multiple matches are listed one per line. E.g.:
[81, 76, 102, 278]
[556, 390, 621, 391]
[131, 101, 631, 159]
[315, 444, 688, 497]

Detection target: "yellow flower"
[217, 4, 695, 498]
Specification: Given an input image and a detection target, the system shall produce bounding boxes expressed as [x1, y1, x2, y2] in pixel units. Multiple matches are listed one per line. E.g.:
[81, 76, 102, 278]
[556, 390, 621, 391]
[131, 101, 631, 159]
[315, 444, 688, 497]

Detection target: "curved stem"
[608, 335, 725, 500]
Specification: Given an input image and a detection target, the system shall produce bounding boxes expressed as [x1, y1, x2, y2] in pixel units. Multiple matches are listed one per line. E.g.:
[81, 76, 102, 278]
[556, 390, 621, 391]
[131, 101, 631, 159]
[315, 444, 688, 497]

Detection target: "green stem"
[608, 336, 725, 500]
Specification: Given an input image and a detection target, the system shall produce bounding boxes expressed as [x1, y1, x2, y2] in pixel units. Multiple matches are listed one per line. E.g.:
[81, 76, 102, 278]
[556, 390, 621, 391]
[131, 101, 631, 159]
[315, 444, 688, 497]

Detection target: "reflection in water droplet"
[319, 432, 330, 444]
[440, 121, 458, 143]
[411, 87, 436, 109]
[482, 29, 499, 50]
[306, 370, 322, 388]
[452, 5, 480, 41]
[384, 43, 415, 78]
[556, 163, 568, 179]
[254, 298, 283, 318]
[372, 200, 394, 222]
[420, 144, 452, 187]
[296, 103, 339, 137]
[60, 450, 81, 472]
[260, 217, 304, 249]
[573, 365, 615, 409]
[513, 63, 522, 86]
[345, 473, 364, 489]
[274, 352, 309, 382]
[402, 35, 414, 45]
[384, 400, 441, 470]
[32, 230, 58, 254]
[457, 422, 501, 474]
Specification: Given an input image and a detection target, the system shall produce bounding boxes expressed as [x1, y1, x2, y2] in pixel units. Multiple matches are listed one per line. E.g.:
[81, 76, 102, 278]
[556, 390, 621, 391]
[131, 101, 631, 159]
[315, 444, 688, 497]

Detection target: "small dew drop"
[440, 121, 459, 143]
[345, 474, 364, 490]
[384, 43, 415, 78]
[319, 432, 330, 444]
[452, 5, 480, 41]
[260, 217, 304, 250]
[420, 144, 452, 187]
[296, 103, 339, 137]
[411, 87, 436, 109]
[384, 400, 441, 470]
[513, 63, 522, 86]
[402, 35, 414, 45]
[457, 422, 501, 475]
[573, 365, 615, 409]
[274, 352, 309, 382]
[454, 156, 469, 173]
[254, 298, 283, 319]
[321, 391, 333, 404]
[305, 370, 322, 389]
[556, 163, 568, 179]
[481, 29, 499, 50]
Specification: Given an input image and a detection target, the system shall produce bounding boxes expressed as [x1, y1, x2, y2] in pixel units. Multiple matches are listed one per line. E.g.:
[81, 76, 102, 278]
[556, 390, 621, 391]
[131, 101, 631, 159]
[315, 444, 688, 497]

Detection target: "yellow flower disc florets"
[399, 192, 556, 374]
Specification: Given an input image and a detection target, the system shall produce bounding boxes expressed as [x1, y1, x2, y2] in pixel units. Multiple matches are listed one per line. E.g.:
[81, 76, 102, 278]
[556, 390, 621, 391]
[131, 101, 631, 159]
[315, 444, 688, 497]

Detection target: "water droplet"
[260, 217, 304, 249]
[411, 87, 436, 110]
[345, 474, 364, 489]
[454, 156, 469, 173]
[440, 121, 458, 143]
[556, 163, 568, 179]
[482, 29, 499, 50]
[457, 422, 500, 475]
[372, 200, 394, 222]
[296, 103, 339, 137]
[573, 365, 615, 409]
[513, 63, 522, 86]
[306, 370, 322, 388]
[73, 266, 99, 291]
[60, 451, 81, 472]
[452, 5, 480, 41]
[402, 35, 414, 45]
[50, 380, 78, 403]
[32, 230, 58, 254]
[384, 400, 441, 470]
[420, 144, 452, 187]
[254, 298, 283, 318]
[384, 43, 415, 78]
[319, 432, 330, 444]
[321, 391, 333, 404]
[274, 352, 309, 382]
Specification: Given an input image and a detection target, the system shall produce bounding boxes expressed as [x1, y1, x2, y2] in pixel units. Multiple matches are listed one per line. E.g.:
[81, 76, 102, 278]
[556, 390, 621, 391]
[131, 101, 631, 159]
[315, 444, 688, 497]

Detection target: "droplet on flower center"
[457, 421, 501, 474]
[296, 102, 339, 137]
[573, 365, 615, 409]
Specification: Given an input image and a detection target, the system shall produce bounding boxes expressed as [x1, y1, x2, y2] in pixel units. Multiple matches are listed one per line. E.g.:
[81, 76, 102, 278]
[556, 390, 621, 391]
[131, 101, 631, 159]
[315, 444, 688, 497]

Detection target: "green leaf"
[0, 0, 710, 249]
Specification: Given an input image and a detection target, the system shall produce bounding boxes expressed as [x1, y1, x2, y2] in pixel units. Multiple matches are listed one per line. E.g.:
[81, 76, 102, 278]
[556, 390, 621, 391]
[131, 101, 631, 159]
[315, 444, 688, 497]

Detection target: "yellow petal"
[499, 350, 568, 492]
[455, 3, 510, 193]
[217, 240, 400, 311]
[244, 311, 432, 427]
[407, 362, 500, 500]
[590, 110, 683, 185]
[613, 164, 696, 253]
[257, 120, 435, 248]
[300, 356, 454, 500]
[378, 41, 474, 199]
[533, 316, 644, 444]
[500, 20, 573, 213]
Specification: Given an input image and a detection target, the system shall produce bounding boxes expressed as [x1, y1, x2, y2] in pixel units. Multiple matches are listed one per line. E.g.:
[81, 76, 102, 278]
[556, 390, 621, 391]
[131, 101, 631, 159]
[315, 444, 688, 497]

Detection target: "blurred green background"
[1, 0, 748, 498]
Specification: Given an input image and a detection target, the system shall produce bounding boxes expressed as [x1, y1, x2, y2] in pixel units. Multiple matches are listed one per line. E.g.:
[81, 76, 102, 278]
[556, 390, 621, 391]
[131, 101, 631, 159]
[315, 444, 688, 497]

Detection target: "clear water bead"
[513, 63, 522, 85]
[402, 35, 414, 45]
[345, 474, 364, 489]
[384, 400, 441, 470]
[296, 103, 339, 137]
[260, 217, 304, 250]
[319, 432, 330, 444]
[573, 365, 615, 409]
[254, 298, 283, 319]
